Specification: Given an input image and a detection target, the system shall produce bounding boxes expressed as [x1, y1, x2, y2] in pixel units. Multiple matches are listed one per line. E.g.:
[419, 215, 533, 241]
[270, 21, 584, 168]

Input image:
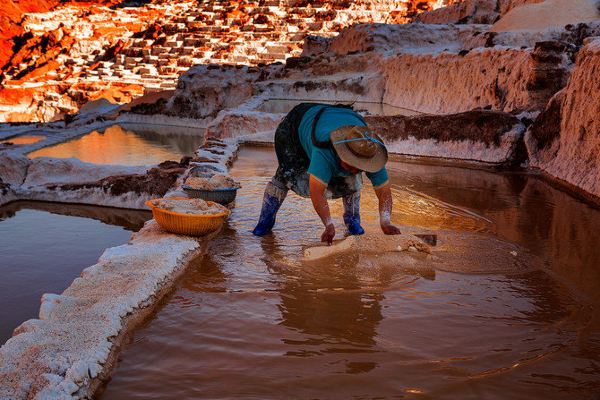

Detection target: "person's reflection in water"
[260, 234, 384, 371]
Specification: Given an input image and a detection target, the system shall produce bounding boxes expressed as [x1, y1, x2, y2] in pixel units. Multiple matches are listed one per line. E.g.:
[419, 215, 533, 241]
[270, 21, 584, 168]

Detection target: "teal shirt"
[298, 105, 389, 188]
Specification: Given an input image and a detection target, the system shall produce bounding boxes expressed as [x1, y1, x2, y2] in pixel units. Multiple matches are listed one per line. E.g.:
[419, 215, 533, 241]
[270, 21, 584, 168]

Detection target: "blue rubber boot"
[252, 180, 287, 236]
[343, 192, 365, 236]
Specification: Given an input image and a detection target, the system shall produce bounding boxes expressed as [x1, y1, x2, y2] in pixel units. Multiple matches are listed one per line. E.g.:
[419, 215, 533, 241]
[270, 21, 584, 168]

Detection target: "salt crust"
[0, 221, 202, 399]
[23, 158, 147, 188]
[0, 118, 240, 398]
[303, 224, 542, 275]
[151, 198, 227, 215]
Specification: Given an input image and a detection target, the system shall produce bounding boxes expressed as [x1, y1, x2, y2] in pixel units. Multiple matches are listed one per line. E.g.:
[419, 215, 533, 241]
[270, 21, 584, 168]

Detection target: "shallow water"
[0, 135, 46, 146]
[28, 124, 204, 166]
[0, 202, 151, 343]
[102, 147, 600, 399]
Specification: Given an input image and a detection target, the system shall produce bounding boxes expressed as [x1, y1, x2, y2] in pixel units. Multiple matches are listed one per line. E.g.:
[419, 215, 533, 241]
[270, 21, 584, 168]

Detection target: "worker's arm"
[374, 182, 401, 235]
[309, 174, 335, 245]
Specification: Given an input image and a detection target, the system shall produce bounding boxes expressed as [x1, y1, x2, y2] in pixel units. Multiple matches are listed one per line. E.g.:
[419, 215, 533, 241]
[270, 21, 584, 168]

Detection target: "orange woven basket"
[146, 197, 231, 236]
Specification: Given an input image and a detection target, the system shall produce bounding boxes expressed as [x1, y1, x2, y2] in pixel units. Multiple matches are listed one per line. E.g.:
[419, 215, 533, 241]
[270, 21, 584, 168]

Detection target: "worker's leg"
[254, 103, 314, 236]
[252, 177, 288, 236]
[342, 191, 365, 235]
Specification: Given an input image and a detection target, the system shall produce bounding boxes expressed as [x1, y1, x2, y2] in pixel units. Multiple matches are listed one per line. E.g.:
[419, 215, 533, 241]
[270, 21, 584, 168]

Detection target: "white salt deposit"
[386, 123, 525, 165]
[185, 174, 240, 190]
[22, 158, 147, 188]
[150, 198, 227, 215]
[0, 221, 204, 399]
[0, 126, 241, 398]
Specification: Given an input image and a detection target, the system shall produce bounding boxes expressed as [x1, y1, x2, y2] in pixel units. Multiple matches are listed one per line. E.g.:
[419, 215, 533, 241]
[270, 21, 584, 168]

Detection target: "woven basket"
[146, 197, 230, 236]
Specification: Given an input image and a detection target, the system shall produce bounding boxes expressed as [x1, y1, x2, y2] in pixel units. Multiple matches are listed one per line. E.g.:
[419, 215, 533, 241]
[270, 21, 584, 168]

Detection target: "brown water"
[28, 124, 204, 166]
[0, 202, 151, 344]
[102, 147, 600, 399]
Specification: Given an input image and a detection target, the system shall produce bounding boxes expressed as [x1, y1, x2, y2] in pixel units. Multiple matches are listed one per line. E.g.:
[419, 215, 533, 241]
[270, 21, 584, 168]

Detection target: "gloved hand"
[321, 224, 336, 245]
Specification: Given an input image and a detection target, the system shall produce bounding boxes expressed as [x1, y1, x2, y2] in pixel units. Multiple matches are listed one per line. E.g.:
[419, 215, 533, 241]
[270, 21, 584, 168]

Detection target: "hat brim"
[331, 126, 388, 173]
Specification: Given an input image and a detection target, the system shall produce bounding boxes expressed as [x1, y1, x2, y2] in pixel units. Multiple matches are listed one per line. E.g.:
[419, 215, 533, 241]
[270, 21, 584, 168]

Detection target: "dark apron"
[273, 103, 363, 199]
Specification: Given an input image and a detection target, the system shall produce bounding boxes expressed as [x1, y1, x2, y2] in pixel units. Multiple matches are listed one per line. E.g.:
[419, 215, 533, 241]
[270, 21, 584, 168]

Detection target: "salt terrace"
[0, 0, 447, 122]
[1, 0, 600, 398]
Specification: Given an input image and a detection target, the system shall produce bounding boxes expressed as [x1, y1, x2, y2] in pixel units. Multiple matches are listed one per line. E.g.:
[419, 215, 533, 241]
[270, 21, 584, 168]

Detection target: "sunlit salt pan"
[28, 124, 204, 166]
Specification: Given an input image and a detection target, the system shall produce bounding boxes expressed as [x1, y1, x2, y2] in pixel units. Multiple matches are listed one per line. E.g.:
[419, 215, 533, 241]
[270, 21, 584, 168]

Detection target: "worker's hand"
[321, 224, 336, 245]
[381, 222, 401, 235]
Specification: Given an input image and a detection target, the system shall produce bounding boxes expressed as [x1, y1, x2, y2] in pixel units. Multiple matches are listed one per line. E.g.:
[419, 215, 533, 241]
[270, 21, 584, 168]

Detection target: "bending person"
[252, 103, 401, 244]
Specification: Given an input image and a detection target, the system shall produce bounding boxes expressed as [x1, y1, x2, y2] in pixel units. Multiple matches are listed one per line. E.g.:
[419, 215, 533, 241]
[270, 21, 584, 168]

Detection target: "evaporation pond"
[103, 147, 600, 400]
[0, 135, 46, 145]
[0, 202, 151, 343]
[28, 124, 204, 166]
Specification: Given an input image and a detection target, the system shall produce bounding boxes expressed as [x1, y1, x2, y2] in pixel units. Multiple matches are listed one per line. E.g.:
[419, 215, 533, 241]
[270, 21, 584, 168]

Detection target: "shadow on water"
[102, 147, 600, 400]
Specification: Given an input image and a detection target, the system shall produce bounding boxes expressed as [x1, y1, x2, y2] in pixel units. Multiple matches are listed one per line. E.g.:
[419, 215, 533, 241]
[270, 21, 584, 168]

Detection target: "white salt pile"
[302, 224, 543, 275]
[185, 174, 240, 190]
[151, 198, 227, 215]
[304, 233, 431, 261]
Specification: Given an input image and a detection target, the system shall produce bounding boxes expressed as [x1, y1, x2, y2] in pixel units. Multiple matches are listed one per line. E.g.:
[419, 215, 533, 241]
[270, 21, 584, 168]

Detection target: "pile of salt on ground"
[185, 174, 240, 190]
[492, 0, 600, 32]
[151, 198, 227, 215]
[303, 224, 542, 275]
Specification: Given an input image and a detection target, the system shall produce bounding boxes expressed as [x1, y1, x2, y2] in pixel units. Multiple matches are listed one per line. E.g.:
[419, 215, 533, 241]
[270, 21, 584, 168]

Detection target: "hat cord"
[332, 132, 384, 147]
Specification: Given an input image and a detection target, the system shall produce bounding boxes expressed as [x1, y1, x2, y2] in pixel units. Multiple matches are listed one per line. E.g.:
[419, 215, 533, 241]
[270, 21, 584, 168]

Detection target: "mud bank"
[0, 136, 240, 398]
[365, 110, 526, 166]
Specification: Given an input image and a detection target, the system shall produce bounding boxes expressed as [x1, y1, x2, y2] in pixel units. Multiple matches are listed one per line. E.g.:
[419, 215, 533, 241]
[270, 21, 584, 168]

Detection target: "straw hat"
[330, 125, 388, 173]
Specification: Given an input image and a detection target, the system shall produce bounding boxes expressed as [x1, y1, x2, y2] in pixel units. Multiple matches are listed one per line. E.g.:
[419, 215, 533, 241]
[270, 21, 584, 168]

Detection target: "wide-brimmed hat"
[330, 125, 388, 173]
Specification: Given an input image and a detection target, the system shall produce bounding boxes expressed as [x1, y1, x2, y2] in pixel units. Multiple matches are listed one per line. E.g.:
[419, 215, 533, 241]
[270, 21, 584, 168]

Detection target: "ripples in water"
[102, 147, 600, 400]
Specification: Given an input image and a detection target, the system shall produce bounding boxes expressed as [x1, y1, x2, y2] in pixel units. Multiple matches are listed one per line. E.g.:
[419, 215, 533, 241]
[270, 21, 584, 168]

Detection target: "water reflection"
[28, 124, 204, 166]
[0, 201, 148, 344]
[263, 241, 384, 354]
[102, 147, 600, 399]
[0, 200, 151, 230]
[385, 162, 600, 304]
[0, 135, 46, 146]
